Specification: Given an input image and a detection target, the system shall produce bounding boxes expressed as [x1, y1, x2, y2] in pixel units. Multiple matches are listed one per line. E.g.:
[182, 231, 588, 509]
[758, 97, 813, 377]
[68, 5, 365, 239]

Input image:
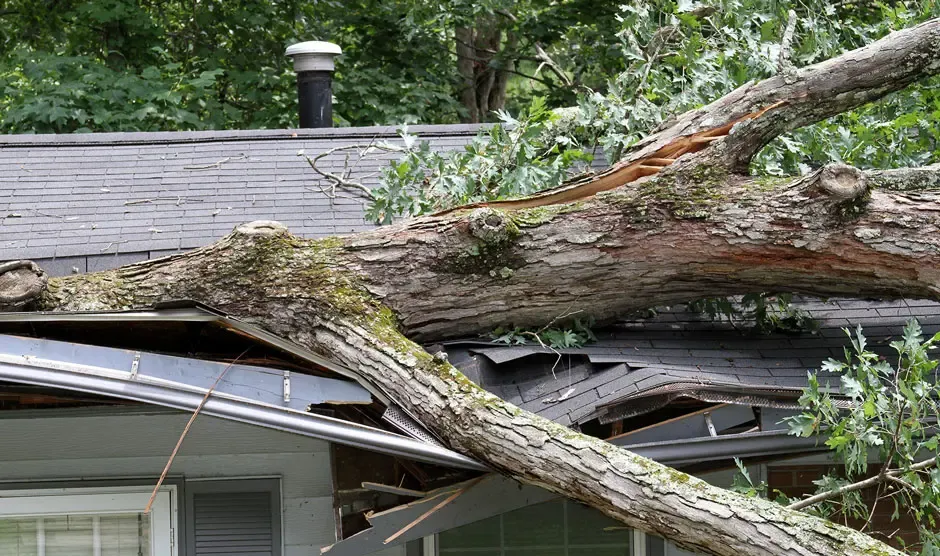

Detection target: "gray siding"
[0, 407, 404, 556]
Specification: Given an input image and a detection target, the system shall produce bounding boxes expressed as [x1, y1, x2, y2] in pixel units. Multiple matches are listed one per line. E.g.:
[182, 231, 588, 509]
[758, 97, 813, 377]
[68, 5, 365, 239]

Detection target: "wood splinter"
[433, 100, 785, 216]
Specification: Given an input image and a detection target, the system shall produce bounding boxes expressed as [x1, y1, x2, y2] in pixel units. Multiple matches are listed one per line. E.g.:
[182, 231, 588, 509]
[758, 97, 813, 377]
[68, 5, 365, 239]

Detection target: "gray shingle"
[443, 299, 940, 427]
[0, 125, 490, 261]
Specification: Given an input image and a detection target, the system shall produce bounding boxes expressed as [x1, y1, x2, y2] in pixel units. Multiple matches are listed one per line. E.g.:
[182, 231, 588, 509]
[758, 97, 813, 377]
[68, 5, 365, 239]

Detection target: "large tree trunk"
[455, 19, 515, 123]
[12, 17, 940, 556]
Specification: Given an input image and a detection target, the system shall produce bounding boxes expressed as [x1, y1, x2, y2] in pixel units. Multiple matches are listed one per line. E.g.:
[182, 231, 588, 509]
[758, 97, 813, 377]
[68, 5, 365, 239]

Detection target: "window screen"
[438, 499, 632, 556]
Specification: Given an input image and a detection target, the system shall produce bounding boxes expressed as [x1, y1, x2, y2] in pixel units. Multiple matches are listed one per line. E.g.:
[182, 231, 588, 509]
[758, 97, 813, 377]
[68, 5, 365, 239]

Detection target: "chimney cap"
[286, 41, 342, 72]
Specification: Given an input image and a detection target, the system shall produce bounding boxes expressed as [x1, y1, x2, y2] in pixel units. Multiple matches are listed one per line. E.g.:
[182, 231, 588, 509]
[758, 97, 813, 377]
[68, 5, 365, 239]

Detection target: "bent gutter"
[0, 354, 487, 472]
[0, 306, 443, 446]
[620, 429, 829, 465]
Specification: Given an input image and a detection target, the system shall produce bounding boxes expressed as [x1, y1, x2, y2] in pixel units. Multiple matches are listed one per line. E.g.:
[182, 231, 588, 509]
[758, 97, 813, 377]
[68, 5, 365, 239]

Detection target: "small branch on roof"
[124, 196, 204, 206]
[33, 209, 65, 219]
[299, 142, 404, 201]
[99, 240, 129, 253]
[183, 154, 247, 170]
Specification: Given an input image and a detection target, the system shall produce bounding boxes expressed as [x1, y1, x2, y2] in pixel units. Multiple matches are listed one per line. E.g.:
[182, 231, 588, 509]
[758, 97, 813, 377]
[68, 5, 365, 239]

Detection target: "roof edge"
[0, 123, 491, 148]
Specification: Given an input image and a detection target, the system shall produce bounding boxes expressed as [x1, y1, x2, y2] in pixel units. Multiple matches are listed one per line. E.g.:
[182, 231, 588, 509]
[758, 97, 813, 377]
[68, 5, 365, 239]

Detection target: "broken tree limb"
[434, 18, 940, 214]
[0, 260, 46, 311]
[27, 212, 914, 555]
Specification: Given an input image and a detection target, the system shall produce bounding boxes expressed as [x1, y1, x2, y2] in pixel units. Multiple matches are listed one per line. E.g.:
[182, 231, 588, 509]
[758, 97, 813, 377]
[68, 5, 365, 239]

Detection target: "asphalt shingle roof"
[0, 125, 485, 275]
[442, 298, 940, 427]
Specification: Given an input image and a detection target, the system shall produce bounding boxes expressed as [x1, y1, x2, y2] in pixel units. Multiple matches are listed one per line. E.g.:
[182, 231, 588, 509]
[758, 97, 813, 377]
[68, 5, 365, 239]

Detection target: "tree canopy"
[2, 0, 939, 150]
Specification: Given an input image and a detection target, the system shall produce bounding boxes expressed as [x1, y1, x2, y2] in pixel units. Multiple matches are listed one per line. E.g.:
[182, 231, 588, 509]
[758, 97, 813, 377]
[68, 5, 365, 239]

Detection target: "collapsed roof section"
[442, 298, 940, 430]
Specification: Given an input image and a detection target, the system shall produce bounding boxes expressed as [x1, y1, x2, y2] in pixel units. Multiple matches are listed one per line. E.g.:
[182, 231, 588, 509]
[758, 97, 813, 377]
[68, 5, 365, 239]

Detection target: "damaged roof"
[442, 298, 940, 427]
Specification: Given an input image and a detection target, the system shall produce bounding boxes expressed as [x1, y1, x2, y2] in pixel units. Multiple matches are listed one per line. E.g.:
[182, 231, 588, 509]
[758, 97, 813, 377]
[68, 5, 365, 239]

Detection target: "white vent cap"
[285, 41, 342, 72]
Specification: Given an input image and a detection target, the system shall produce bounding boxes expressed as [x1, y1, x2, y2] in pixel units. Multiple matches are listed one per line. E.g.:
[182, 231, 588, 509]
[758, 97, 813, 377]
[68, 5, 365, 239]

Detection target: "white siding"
[0, 407, 380, 556]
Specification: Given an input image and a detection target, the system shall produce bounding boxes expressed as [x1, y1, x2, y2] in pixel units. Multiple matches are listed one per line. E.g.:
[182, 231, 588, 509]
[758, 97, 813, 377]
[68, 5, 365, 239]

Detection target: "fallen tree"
[6, 16, 940, 556]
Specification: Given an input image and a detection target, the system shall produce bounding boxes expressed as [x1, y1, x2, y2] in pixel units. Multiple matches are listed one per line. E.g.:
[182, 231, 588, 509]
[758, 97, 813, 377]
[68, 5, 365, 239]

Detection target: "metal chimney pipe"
[285, 41, 342, 128]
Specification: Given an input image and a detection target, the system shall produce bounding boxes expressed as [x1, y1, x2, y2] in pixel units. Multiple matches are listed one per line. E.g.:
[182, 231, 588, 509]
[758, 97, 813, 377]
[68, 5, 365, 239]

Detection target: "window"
[438, 499, 632, 556]
[0, 487, 177, 556]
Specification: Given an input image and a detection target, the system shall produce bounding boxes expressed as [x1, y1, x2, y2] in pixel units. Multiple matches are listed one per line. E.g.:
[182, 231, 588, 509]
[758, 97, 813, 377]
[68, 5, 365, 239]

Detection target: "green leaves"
[368, 96, 594, 221]
[791, 319, 940, 550]
[687, 293, 817, 334]
[488, 317, 596, 350]
[0, 47, 229, 133]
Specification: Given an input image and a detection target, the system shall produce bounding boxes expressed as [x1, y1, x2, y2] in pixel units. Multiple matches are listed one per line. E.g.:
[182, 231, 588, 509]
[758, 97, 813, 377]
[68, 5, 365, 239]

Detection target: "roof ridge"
[0, 124, 489, 149]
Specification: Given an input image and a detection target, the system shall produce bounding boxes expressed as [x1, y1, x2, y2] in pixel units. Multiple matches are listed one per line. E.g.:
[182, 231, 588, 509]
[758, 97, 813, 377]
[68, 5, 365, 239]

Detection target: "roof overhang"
[0, 309, 487, 472]
[0, 302, 448, 446]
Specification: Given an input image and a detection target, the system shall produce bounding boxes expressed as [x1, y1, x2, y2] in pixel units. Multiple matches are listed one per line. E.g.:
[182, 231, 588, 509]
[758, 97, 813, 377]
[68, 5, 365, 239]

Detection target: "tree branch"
[788, 457, 938, 511]
[776, 10, 798, 75]
[24, 221, 905, 556]
[299, 144, 400, 200]
[622, 18, 940, 171]
[534, 43, 573, 88]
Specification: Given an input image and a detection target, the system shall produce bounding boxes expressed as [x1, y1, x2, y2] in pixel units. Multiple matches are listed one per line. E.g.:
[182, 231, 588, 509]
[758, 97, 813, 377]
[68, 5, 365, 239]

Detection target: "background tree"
[3, 0, 938, 135]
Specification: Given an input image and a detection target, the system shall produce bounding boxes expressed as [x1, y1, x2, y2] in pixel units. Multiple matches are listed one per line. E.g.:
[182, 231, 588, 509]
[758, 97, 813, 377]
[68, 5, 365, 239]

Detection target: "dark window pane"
[438, 516, 501, 550]
[566, 501, 632, 545]
[503, 501, 565, 547]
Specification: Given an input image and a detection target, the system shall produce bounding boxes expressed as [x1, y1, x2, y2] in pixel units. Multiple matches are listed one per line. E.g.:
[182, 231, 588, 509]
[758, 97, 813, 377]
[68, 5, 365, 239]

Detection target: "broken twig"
[144, 347, 251, 514]
[383, 477, 484, 544]
[183, 154, 247, 170]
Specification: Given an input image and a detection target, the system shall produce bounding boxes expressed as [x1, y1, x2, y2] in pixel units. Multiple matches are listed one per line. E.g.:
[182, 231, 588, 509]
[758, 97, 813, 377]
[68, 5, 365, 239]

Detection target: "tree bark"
[455, 26, 479, 123]
[455, 20, 515, 123]
[12, 17, 940, 556]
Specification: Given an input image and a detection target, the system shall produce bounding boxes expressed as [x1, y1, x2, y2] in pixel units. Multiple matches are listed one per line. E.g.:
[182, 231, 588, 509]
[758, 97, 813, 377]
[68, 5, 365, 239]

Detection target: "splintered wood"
[433, 100, 785, 215]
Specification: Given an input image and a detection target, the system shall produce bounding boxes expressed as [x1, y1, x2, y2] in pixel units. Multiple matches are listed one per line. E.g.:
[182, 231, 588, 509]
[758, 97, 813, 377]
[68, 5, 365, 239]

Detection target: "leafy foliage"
[367, 98, 593, 223]
[786, 320, 940, 551]
[364, 0, 940, 221]
[687, 293, 817, 335]
[0, 48, 226, 133]
[0, 0, 463, 132]
[489, 317, 597, 350]
[2, 0, 938, 157]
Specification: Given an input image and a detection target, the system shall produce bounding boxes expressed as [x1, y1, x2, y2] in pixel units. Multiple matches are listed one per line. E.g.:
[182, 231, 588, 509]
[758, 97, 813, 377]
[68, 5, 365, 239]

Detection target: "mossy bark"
[34, 217, 904, 556]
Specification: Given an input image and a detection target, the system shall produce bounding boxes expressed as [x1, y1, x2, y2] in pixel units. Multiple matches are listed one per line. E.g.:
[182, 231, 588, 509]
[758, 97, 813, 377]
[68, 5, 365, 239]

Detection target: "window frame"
[0, 484, 178, 555]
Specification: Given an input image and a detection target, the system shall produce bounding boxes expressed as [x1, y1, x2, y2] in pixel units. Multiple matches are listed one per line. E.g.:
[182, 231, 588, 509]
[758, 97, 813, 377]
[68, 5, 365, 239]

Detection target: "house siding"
[0, 407, 403, 556]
